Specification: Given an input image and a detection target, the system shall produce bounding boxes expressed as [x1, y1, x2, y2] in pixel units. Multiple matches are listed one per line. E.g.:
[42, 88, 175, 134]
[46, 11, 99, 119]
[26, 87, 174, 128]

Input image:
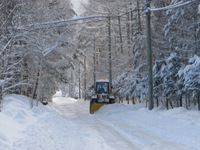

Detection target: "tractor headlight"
[109, 95, 115, 99]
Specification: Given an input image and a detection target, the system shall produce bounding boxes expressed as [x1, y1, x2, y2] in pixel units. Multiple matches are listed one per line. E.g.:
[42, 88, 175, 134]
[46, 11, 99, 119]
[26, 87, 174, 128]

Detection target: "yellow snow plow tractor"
[90, 80, 115, 114]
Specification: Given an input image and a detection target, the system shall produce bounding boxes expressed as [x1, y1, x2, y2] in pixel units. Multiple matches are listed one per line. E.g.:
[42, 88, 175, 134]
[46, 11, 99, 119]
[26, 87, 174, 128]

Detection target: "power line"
[149, 0, 196, 12]
[17, 15, 108, 30]
[5, 0, 196, 32]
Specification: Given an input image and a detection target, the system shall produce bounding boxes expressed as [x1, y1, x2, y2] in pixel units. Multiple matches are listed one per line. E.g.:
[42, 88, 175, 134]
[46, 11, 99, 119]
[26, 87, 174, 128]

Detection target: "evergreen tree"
[183, 55, 200, 109]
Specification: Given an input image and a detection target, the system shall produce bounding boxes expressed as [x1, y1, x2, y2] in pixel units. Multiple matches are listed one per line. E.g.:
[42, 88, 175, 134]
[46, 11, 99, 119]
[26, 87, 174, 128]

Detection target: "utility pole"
[0, 85, 2, 112]
[69, 69, 71, 97]
[108, 16, 112, 93]
[69, 68, 73, 98]
[93, 38, 96, 91]
[84, 55, 86, 101]
[118, 12, 123, 54]
[146, 0, 154, 110]
[137, 1, 142, 32]
[79, 62, 81, 99]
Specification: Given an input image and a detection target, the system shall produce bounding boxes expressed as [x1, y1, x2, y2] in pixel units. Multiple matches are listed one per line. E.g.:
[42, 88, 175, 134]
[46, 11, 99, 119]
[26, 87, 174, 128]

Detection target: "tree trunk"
[31, 69, 40, 107]
[126, 4, 131, 45]
[36, 67, 42, 106]
[120, 96, 123, 103]
[118, 15, 123, 54]
[169, 101, 174, 109]
[179, 95, 182, 107]
[193, 15, 198, 55]
[0, 100, 1, 112]
[126, 95, 129, 104]
[137, 1, 142, 32]
[0, 85, 2, 112]
[132, 97, 135, 104]
[198, 93, 200, 110]
[185, 93, 188, 109]
[156, 97, 159, 107]
[188, 93, 191, 108]
[166, 97, 169, 109]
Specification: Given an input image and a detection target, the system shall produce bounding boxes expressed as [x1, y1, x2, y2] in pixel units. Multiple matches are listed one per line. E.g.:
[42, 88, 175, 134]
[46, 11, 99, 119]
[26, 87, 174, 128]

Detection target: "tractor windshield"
[96, 82, 109, 94]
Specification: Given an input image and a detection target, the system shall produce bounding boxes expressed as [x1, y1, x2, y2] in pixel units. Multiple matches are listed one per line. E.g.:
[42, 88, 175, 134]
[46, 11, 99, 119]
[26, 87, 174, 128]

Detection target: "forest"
[0, 0, 199, 111]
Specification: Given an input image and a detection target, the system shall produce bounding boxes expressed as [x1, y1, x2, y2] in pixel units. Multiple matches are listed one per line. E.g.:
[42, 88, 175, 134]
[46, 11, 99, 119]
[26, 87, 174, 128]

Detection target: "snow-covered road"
[2, 92, 200, 150]
[51, 98, 138, 150]
[49, 92, 188, 150]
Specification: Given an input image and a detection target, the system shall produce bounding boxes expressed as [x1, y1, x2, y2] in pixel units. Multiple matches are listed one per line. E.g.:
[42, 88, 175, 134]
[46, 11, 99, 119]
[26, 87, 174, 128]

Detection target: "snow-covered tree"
[0, 0, 24, 97]
[153, 53, 183, 109]
[183, 55, 200, 109]
[176, 67, 185, 107]
[153, 53, 166, 106]
[164, 0, 200, 58]
[162, 53, 182, 108]
[0, 0, 76, 108]
[77, 0, 147, 100]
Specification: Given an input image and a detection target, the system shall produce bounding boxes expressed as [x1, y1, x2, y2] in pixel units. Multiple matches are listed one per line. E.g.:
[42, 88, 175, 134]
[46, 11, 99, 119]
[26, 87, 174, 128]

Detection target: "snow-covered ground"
[1, 92, 200, 150]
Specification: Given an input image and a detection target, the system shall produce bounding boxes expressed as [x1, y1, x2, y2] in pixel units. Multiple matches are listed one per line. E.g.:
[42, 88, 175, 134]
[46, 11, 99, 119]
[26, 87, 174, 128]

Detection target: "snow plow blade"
[90, 102, 106, 114]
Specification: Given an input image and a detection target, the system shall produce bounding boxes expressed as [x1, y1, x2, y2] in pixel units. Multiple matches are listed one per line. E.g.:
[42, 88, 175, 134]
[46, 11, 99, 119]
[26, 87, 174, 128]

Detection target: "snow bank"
[0, 94, 74, 150]
[0, 93, 103, 150]
[0, 94, 37, 149]
[1, 92, 200, 150]
[97, 104, 200, 150]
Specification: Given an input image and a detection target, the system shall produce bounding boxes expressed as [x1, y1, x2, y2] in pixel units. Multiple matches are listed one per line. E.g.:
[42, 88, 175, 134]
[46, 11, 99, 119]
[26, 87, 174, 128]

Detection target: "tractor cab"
[96, 81, 109, 94]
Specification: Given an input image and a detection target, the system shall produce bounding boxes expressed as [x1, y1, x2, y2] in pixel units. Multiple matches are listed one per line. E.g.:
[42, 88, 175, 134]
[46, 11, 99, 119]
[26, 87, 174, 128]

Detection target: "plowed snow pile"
[0, 92, 200, 150]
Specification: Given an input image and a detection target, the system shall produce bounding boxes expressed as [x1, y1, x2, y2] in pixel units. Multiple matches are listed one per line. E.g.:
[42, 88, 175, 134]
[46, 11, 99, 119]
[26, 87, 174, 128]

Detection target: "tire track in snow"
[97, 118, 187, 150]
[51, 101, 140, 150]
[50, 99, 187, 150]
